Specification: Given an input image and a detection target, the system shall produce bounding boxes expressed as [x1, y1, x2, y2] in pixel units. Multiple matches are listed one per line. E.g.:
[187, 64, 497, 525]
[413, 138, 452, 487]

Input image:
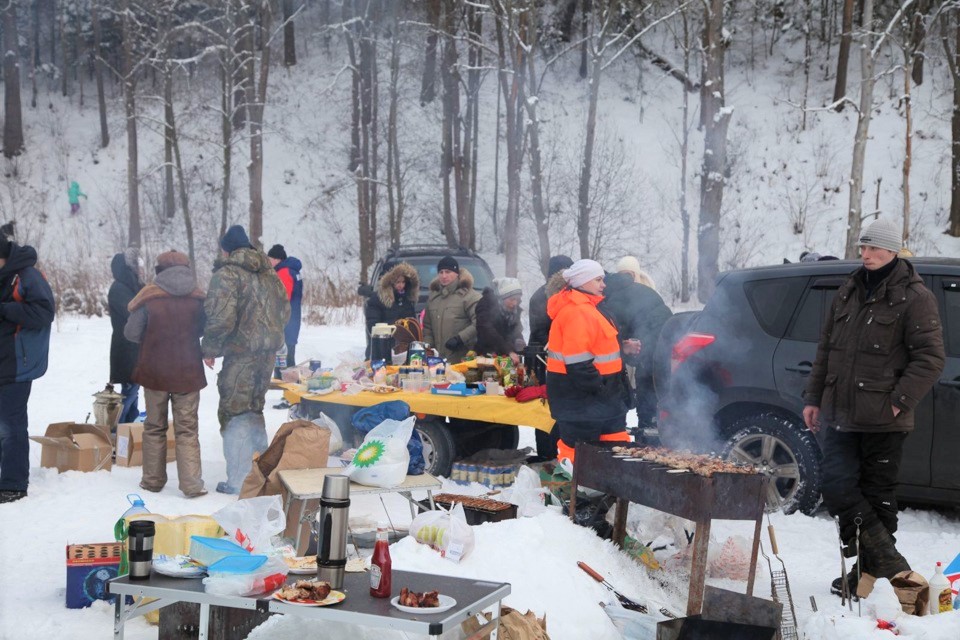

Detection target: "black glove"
[445, 335, 464, 351]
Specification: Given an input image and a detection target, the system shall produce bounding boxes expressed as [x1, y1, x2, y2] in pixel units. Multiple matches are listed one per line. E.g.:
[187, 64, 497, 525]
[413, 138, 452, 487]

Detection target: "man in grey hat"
[803, 218, 944, 596]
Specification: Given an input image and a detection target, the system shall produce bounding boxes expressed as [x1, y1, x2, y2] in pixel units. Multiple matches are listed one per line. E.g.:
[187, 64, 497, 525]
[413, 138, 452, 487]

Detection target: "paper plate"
[390, 594, 456, 614]
[152, 554, 206, 578]
[283, 556, 318, 575]
[273, 590, 345, 607]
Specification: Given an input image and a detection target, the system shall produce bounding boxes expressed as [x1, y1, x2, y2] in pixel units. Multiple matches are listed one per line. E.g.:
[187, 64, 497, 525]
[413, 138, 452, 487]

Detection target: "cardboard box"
[66, 542, 122, 609]
[30, 422, 113, 472]
[115, 423, 176, 467]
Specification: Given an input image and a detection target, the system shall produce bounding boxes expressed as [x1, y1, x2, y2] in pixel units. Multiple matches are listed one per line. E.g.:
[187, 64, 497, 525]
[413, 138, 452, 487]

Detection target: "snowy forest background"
[1, 0, 960, 317]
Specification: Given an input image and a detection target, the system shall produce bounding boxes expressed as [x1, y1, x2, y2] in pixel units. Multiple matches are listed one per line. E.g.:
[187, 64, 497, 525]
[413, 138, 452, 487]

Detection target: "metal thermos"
[127, 520, 155, 580]
[315, 475, 350, 589]
[370, 334, 395, 363]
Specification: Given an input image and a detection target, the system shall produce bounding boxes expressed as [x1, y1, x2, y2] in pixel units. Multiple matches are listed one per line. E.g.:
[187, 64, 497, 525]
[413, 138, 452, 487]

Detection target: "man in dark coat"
[601, 271, 673, 428]
[108, 249, 143, 425]
[267, 244, 303, 367]
[0, 228, 56, 504]
[126, 251, 208, 498]
[528, 255, 573, 348]
[202, 225, 289, 494]
[475, 277, 525, 362]
[803, 218, 945, 594]
[364, 262, 419, 359]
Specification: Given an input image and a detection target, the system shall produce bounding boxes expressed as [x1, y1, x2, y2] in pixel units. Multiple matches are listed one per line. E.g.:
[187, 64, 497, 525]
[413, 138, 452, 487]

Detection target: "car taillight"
[671, 333, 716, 372]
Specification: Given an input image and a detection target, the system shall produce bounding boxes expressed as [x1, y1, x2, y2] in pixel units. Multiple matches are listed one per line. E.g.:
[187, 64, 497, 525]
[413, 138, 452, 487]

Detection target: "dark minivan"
[657, 258, 960, 514]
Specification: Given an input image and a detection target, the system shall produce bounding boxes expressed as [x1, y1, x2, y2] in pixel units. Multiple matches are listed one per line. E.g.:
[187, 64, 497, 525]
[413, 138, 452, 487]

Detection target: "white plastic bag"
[202, 556, 288, 597]
[212, 495, 286, 553]
[507, 465, 548, 517]
[312, 412, 344, 454]
[345, 416, 415, 488]
[409, 502, 475, 563]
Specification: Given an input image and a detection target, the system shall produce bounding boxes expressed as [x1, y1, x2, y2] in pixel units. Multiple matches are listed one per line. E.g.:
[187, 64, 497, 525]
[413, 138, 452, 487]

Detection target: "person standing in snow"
[202, 226, 289, 494]
[363, 262, 420, 360]
[125, 251, 208, 498]
[68, 181, 87, 215]
[0, 224, 55, 504]
[422, 256, 481, 364]
[803, 218, 944, 594]
[528, 255, 573, 349]
[108, 248, 144, 425]
[267, 244, 303, 367]
[545, 259, 638, 465]
[602, 259, 672, 430]
[475, 277, 525, 363]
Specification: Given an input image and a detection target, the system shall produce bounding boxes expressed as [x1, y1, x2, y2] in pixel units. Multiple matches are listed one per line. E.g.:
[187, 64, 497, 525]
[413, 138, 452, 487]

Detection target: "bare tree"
[943, 6, 960, 236]
[246, 0, 272, 248]
[91, 0, 109, 147]
[697, 0, 731, 302]
[3, 0, 25, 158]
[385, 0, 405, 246]
[121, 0, 141, 248]
[420, 0, 441, 104]
[282, 0, 297, 66]
[833, 0, 855, 109]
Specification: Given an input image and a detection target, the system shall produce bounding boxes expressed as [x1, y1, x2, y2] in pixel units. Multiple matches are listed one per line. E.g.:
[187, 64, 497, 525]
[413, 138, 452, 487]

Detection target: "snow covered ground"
[0, 316, 959, 640]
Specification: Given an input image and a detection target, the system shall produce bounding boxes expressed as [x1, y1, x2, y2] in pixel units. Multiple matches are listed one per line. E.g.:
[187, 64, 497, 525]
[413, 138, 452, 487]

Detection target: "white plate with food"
[283, 556, 318, 575]
[273, 590, 345, 607]
[273, 580, 345, 607]
[390, 590, 456, 614]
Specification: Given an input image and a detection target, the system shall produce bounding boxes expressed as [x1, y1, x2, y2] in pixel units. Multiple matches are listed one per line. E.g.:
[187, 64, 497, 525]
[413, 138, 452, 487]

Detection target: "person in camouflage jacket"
[202, 225, 290, 494]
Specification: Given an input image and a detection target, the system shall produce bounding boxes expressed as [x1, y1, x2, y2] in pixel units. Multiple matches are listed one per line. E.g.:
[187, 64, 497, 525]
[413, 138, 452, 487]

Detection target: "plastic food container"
[207, 554, 269, 574]
[189, 536, 250, 567]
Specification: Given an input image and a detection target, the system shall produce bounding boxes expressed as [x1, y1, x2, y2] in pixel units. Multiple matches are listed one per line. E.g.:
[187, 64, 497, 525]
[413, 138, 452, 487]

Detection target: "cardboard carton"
[115, 423, 176, 467]
[30, 422, 113, 473]
[65, 542, 122, 609]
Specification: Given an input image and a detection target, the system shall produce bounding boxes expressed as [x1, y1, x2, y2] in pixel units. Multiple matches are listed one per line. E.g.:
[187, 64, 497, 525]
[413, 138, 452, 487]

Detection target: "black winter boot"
[830, 561, 862, 599]
[860, 522, 910, 579]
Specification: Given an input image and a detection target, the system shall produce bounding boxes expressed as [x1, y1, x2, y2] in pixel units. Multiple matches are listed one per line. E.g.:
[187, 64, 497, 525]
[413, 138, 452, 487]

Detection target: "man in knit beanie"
[803, 217, 944, 596]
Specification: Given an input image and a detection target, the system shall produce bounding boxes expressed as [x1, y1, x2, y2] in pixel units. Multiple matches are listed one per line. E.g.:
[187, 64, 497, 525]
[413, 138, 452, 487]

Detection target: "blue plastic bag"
[351, 401, 425, 475]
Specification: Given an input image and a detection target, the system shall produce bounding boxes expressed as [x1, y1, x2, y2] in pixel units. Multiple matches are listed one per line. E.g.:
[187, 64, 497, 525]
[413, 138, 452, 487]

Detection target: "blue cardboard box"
[66, 542, 122, 609]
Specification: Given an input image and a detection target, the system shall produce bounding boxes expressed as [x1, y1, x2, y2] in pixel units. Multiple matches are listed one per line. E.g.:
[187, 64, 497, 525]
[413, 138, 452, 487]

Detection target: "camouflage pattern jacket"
[202, 248, 290, 358]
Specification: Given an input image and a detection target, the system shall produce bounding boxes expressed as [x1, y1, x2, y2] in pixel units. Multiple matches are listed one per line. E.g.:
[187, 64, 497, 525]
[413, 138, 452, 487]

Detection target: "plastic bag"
[409, 502, 475, 563]
[351, 401, 424, 475]
[506, 465, 548, 517]
[345, 416, 415, 487]
[202, 556, 288, 597]
[312, 412, 344, 454]
[212, 495, 286, 553]
[603, 602, 669, 640]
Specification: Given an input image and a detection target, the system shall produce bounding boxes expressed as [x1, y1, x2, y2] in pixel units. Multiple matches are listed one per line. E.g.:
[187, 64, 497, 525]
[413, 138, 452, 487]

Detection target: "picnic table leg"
[490, 599, 502, 640]
[198, 602, 211, 640]
[113, 596, 124, 639]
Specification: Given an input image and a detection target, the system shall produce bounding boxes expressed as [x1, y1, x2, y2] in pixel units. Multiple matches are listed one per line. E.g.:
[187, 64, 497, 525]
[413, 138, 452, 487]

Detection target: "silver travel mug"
[315, 475, 350, 589]
[127, 520, 155, 580]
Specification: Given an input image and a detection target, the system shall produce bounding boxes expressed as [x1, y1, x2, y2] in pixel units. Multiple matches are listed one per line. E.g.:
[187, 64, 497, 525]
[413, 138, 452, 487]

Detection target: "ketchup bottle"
[369, 521, 392, 598]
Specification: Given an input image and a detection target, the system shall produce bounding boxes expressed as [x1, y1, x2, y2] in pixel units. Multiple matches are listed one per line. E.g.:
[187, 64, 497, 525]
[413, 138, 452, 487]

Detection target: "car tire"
[448, 419, 520, 458]
[722, 412, 822, 515]
[415, 419, 457, 477]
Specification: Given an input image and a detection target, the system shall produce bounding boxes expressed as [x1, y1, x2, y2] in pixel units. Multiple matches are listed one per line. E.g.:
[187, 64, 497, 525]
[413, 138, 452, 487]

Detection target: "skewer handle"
[577, 561, 605, 583]
[767, 524, 779, 555]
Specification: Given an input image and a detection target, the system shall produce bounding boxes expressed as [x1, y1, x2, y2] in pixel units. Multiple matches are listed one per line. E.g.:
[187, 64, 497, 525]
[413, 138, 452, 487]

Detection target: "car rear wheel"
[722, 412, 822, 515]
[415, 419, 456, 477]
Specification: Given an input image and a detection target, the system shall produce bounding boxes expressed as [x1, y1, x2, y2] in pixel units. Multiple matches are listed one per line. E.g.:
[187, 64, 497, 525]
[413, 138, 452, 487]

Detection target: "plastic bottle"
[114, 494, 150, 575]
[369, 521, 392, 598]
[929, 562, 952, 614]
[275, 344, 288, 370]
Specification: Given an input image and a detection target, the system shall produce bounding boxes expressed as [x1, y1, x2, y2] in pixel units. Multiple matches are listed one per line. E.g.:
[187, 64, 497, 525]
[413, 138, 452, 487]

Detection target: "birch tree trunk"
[833, 0, 855, 108]
[122, 0, 141, 248]
[493, 0, 522, 277]
[902, 52, 912, 245]
[386, 0, 404, 246]
[523, 1, 551, 277]
[420, 0, 441, 105]
[282, 0, 296, 66]
[844, 0, 876, 258]
[247, 0, 271, 248]
[163, 62, 176, 220]
[680, 4, 692, 303]
[697, 0, 731, 302]
[92, 0, 109, 147]
[943, 11, 960, 236]
[578, 30, 603, 259]
[3, 0, 25, 158]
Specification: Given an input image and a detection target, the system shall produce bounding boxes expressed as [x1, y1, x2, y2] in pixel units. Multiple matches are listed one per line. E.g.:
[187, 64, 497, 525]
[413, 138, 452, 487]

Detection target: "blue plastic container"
[189, 536, 250, 567]
[207, 554, 268, 574]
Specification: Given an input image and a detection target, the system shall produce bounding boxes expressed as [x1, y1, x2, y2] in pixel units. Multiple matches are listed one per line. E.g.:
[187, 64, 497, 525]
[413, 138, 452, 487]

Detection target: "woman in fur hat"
[364, 262, 420, 359]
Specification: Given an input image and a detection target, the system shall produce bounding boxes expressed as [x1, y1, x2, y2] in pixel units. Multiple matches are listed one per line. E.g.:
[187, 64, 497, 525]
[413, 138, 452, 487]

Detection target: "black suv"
[357, 244, 495, 312]
[657, 258, 960, 515]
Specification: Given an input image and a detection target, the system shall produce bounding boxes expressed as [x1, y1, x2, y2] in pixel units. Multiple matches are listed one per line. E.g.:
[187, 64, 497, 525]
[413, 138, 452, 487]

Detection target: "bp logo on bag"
[353, 440, 386, 468]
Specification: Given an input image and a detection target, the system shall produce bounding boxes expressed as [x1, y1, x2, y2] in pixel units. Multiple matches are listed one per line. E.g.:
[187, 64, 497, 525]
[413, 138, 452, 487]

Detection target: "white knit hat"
[494, 277, 523, 300]
[563, 259, 605, 289]
[858, 219, 903, 253]
[616, 255, 643, 277]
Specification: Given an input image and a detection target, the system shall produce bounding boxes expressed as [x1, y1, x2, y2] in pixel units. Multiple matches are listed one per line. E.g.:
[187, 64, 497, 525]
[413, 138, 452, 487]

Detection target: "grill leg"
[747, 515, 762, 596]
[687, 518, 712, 616]
[612, 498, 629, 548]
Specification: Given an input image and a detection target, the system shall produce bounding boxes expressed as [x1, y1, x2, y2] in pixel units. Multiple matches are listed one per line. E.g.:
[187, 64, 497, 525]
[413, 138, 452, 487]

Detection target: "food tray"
[420, 494, 517, 525]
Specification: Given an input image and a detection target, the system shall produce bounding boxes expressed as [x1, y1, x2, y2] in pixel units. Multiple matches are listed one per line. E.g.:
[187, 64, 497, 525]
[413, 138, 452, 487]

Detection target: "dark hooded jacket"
[528, 257, 573, 347]
[125, 265, 207, 393]
[600, 272, 673, 373]
[202, 247, 290, 357]
[273, 256, 303, 346]
[475, 287, 524, 355]
[364, 262, 419, 357]
[0, 244, 55, 385]
[108, 253, 142, 384]
[804, 258, 945, 432]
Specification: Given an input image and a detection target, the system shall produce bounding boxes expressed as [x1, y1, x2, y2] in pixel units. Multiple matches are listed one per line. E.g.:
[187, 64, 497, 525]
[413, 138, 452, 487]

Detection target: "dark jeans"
[287, 343, 296, 368]
[820, 427, 908, 544]
[557, 415, 628, 447]
[0, 381, 32, 491]
[120, 383, 141, 424]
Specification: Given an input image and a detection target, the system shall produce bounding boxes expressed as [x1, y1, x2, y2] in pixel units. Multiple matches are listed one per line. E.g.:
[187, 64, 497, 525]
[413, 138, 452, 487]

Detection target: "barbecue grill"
[571, 442, 769, 616]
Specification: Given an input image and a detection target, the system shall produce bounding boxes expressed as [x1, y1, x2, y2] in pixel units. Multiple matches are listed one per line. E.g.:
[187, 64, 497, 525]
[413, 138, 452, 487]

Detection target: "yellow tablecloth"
[280, 382, 555, 433]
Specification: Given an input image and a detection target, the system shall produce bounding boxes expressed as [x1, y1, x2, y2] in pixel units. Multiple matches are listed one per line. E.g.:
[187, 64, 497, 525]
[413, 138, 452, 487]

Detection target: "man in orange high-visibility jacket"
[546, 259, 638, 463]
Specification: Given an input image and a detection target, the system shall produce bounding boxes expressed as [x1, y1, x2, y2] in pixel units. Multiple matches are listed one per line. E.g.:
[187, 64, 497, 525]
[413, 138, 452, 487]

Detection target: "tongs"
[577, 561, 676, 618]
